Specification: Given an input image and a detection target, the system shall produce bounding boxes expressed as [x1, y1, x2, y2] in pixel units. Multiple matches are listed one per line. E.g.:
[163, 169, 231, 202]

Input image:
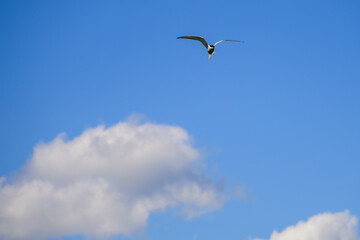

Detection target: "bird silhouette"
[177, 36, 243, 60]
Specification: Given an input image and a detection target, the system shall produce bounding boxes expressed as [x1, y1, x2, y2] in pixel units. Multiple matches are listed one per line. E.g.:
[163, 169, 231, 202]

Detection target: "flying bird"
[177, 36, 243, 60]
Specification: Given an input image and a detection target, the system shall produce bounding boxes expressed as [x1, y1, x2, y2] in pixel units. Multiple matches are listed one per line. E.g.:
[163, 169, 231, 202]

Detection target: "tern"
[177, 36, 243, 59]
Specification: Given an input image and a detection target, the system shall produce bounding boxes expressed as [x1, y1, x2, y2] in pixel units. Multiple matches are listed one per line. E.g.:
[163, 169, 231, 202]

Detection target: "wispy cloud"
[0, 119, 225, 240]
[253, 210, 359, 240]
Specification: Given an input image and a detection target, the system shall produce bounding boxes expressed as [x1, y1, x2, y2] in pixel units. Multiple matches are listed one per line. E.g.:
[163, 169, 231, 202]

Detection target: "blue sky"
[0, 0, 359, 240]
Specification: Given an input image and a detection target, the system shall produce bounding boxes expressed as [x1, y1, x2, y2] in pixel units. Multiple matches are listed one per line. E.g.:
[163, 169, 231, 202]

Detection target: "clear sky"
[0, 0, 359, 240]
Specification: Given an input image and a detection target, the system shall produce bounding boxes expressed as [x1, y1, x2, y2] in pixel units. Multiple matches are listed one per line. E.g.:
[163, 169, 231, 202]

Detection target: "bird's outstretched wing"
[213, 40, 244, 46]
[177, 36, 209, 49]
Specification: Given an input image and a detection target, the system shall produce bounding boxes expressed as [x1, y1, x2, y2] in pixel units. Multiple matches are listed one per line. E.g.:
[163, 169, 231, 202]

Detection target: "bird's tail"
[208, 52, 215, 60]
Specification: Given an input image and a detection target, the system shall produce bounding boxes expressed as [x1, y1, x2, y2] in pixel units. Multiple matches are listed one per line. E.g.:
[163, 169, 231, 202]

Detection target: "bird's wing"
[177, 36, 209, 49]
[213, 40, 244, 46]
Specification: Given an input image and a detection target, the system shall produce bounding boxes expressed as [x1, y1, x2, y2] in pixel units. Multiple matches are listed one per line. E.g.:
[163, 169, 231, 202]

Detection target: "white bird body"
[177, 36, 243, 59]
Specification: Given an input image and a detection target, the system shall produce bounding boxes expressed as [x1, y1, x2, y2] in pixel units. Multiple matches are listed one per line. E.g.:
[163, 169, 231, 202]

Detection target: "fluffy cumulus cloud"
[255, 211, 360, 240]
[0, 120, 225, 240]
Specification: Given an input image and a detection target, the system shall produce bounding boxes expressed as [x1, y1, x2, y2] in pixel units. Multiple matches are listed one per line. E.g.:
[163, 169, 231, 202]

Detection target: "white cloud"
[0, 119, 225, 240]
[257, 211, 359, 240]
